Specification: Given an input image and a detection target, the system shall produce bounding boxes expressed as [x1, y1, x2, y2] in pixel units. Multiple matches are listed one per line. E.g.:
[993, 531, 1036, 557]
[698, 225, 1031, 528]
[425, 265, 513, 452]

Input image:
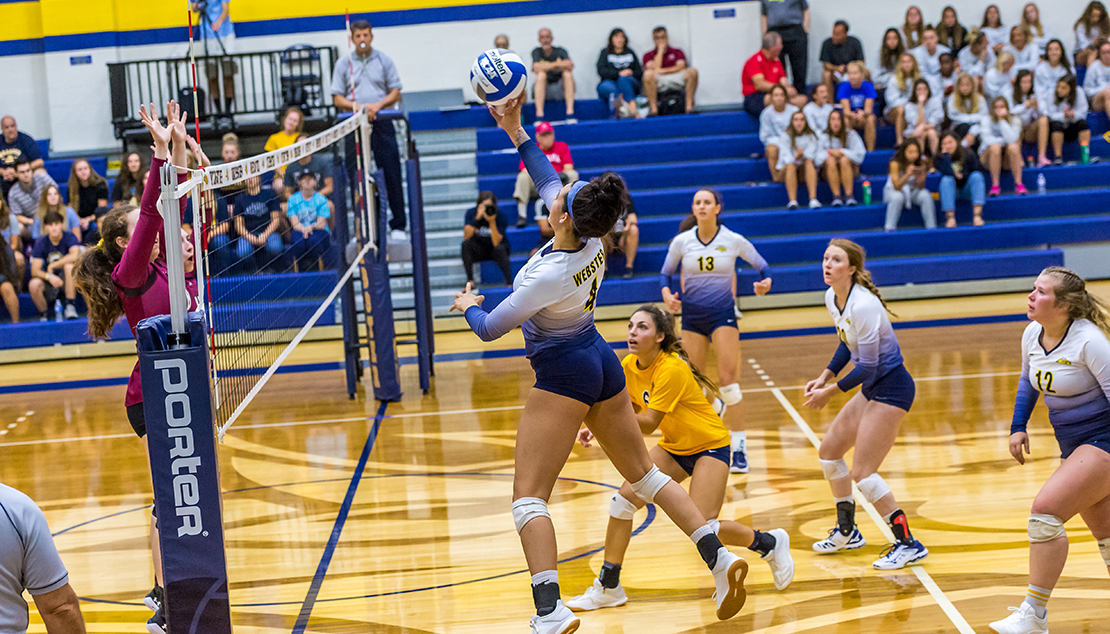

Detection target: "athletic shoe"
[516, 217, 528, 228]
[144, 585, 163, 612]
[565, 578, 628, 611]
[730, 448, 749, 474]
[529, 600, 580, 634]
[1015, 183, 1028, 195]
[845, 197, 858, 206]
[812, 526, 866, 553]
[146, 609, 167, 634]
[787, 201, 799, 210]
[389, 229, 407, 243]
[762, 528, 795, 591]
[710, 548, 748, 620]
[872, 540, 929, 570]
[1052, 157, 1063, 166]
[831, 198, 844, 207]
[809, 198, 822, 209]
[989, 184, 1001, 197]
[63, 304, 78, 320]
[621, 269, 634, 280]
[988, 603, 1048, 634]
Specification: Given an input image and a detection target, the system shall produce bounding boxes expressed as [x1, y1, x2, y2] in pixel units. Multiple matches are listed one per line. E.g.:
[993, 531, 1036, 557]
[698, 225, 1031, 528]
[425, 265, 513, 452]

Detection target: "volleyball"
[470, 48, 527, 106]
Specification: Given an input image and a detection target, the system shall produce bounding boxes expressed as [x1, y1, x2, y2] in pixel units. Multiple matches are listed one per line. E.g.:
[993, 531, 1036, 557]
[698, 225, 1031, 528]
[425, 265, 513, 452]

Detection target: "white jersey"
[759, 104, 799, 146]
[825, 284, 904, 376]
[1021, 319, 1110, 437]
[803, 101, 834, 135]
[661, 226, 769, 310]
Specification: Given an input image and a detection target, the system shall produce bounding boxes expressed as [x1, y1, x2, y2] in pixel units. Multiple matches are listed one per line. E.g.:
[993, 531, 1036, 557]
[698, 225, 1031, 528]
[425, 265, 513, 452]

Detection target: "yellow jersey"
[264, 131, 298, 153]
[621, 351, 730, 455]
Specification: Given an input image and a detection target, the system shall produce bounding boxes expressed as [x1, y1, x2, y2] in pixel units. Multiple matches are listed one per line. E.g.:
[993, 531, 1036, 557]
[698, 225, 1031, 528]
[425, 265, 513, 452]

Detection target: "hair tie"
[96, 238, 104, 251]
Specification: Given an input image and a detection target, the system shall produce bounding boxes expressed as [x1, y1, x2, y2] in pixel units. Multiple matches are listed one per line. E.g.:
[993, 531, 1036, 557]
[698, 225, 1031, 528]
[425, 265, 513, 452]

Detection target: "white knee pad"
[819, 458, 850, 481]
[629, 465, 672, 504]
[855, 473, 891, 504]
[1098, 537, 1110, 566]
[609, 493, 638, 521]
[1028, 514, 1066, 543]
[720, 383, 742, 406]
[512, 497, 550, 534]
[707, 519, 721, 535]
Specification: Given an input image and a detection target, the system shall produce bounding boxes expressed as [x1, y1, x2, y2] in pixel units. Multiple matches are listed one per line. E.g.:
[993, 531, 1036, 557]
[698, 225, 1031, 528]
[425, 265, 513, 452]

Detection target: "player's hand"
[803, 377, 825, 397]
[803, 385, 834, 410]
[1009, 432, 1030, 465]
[140, 103, 173, 150]
[753, 277, 772, 296]
[577, 427, 595, 448]
[167, 102, 188, 145]
[450, 281, 485, 313]
[664, 292, 681, 313]
[488, 94, 525, 135]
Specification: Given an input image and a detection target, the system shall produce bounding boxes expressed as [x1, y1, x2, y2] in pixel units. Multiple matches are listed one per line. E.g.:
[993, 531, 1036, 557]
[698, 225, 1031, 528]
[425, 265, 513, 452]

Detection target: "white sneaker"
[63, 304, 78, 320]
[872, 540, 929, 570]
[565, 578, 627, 611]
[762, 529, 794, 591]
[809, 198, 822, 209]
[529, 600, 580, 634]
[812, 526, 866, 553]
[710, 548, 748, 620]
[389, 229, 407, 243]
[988, 602, 1048, 634]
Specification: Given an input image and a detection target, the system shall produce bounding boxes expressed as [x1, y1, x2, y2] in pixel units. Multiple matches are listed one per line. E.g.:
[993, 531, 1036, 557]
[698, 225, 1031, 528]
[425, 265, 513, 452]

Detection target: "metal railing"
[108, 45, 340, 138]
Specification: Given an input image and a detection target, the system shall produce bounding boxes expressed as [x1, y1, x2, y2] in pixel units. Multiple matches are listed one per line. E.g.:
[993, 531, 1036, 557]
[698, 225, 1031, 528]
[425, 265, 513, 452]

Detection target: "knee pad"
[711, 397, 727, 418]
[720, 383, 742, 406]
[855, 473, 891, 504]
[1028, 514, 1066, 543]
[512, 497, 550, 534]
[1098, 537, 1110, 566]
[819, 458, 850, 481]
[609, 493, 638, 521]
[630, 465, 672, 504]
[707, 519, 720, 535]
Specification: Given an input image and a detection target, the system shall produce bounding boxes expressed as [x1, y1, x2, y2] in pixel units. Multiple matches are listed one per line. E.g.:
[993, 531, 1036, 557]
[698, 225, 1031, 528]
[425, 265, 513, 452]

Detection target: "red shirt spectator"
[518, 122, 573, 171]
[643, 46, 687, 68]
[742, 50, 786, 96]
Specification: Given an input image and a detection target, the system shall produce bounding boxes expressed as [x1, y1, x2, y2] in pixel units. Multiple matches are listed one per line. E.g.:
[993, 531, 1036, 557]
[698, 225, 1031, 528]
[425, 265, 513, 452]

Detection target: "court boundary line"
[768, 385, 977, 634]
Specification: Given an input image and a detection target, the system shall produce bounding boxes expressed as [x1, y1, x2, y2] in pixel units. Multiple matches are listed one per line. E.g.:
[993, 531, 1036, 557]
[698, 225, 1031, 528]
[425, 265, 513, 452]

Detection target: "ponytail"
[1042, 266, 1110, 338]
[633, 304, 720, 398]
[829, 238, 896, 316]
[73, 207, 132, 339]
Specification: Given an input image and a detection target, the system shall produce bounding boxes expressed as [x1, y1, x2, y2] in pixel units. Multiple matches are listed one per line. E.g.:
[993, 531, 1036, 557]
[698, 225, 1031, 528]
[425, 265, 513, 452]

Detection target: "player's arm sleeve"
[1082, 330, 1110, 405]
[518, 139, 562, 210]
[836, 311, 880, 392]
[1010, 375, 1039, 435]
[659, 238, 682, 291]
[463, 268, 549, 341]
[115, 159, 166, 289]
[18, 500, 70, 596]
[735, 235, 772, 279]
[827, 341, 851, 375]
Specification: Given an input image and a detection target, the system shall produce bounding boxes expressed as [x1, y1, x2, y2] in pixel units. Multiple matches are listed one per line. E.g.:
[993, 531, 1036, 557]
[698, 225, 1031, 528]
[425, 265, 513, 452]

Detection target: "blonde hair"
[828, 239, 895, 316]
[36, 185, 67, 223]
[894, 53, 922, 92]
[1021, 3, 1045, 37]
[1042, 266, 1110, 337]
[953, 73, 981, 113]
[847, 60, 867, 76]
[1010, 24, 1033, 47]
[995, 50, 1015, 71]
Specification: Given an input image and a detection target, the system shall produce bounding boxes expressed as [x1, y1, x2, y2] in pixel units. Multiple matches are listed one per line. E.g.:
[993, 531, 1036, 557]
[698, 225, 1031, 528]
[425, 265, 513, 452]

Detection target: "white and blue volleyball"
[470, 49, 527, 106]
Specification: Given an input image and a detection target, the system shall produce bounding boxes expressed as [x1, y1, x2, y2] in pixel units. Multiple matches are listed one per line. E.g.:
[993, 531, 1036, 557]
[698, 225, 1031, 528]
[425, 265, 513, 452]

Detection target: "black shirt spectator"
[461, 191, 511, 286]
[597, 46, 642, 82]
[0, 116, 44, 199]
[935, 145, 983, 188]
[112, 152, 146, 207]
[284, 153, 334, 197]
[533, 44, 572, 85]
[820, 20, 865, 94]
[67, 159, 109, 219]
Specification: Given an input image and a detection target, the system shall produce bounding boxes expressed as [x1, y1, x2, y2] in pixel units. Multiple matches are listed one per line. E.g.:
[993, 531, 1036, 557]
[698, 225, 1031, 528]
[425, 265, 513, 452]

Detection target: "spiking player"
[989, 267, 1110, 634]
[660, 189, 772, 473]
[802, 239, 930, 570]
[451, 96, 749, 634]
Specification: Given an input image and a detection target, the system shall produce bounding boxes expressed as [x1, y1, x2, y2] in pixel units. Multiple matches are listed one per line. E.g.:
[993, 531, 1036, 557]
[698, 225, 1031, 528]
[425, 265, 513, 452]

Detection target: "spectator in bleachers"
[31, 185, 80, 242]
[0, 200, 21, 321]
[886, 52, 922, 145]
[28, 211, 79, 320]
[742, 32, 807, 119]
[205, 190, 235, 277]
[0, 116, 45, 201]
[214, 133, 246, 213]
[912, 28, 951, 90]
[190, 0, 236, 112]
[233, 175, 283, 273]
[7, 157, 56, 243]
[883, 139, 936, 231]
[604, 197, 638, 279]
[948, 73, 985, 147]
[985, 51, 1016, 99]
[981, 5, 1009, 54]
[287, 170, 333, 270]
[936, 53, 958, 96]
[330, 19, 407, 241]
[67, 159, 108, 246]
[760, 0, 810, 96]
[1084, 39, 1110, 116]
[112, 153, 146, 208]
[0, 483, 87, 633]
[803, 84, 834, 134]
[264, 106, 304, 152]
[759, 84, 800, 179]
[642, 26, 699, 116]
[819, 21, 865, 97]
[461, 190, 511, 288]
[979, 96, 1027, 196]
[1043, 74, 1091, 164]
[1035, 40, 1073, 105]
[1074, 2, 1109, 67]
[818, 109, 866, 206]
[936, 6, 968, 53]
[284, 136, 334, 199]
[530, 28, 577, 123]
[936, 131, 986, 228]
[902, 6, 928, 49]
[596, 28, 643, 119]
[959, 31, 996, 92]
[494, 34, 510, 51]
[873, 28, 907, 108]
[1006, 26, 1040, 75]
[775, 111, 820, 209]
[1008, 70, 1043, 151]
[905, 78, 944, 157]
[1021, 3, 1055, 51]
[512, 121, 576, 228]
[838, 61, 878, 151]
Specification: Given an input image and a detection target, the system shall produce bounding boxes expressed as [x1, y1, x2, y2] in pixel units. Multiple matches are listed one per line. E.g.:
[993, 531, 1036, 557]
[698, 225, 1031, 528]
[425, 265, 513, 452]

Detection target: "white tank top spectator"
[773, 110, 821, 209]
[1008, 69, 1042, 128]
[803, 84, 835, 134]
[1042, 74, 1091, 164]
[885, 52, 922, 145]
[905, 78, 944, 157]
[883, 139, 936, 231]
[759, 84, 800, 179]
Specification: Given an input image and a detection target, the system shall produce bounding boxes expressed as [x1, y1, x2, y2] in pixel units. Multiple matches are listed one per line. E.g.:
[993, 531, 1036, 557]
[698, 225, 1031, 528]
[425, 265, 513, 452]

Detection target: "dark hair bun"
[571, 172, 630, 239]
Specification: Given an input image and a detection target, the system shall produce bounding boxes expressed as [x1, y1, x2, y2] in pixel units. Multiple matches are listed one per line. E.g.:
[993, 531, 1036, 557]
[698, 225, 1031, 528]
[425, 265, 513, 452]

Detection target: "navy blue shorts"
[744, 92, 767, 119]
[666, 445, 731, 476]
[861, 364, 916, 412]
[681, 302, 737, 337]
[531, 332, 626, 406]
[1057, 433, 1110, 459]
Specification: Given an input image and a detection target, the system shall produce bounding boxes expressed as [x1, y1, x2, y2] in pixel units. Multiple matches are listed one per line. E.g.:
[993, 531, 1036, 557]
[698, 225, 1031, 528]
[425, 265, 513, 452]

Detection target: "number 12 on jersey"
[1034, 369, 1056, 393]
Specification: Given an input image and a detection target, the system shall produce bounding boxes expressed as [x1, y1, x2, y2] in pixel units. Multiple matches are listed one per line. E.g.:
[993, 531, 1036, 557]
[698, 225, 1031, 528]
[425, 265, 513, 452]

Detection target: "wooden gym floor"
[2, 285, 1109, 633]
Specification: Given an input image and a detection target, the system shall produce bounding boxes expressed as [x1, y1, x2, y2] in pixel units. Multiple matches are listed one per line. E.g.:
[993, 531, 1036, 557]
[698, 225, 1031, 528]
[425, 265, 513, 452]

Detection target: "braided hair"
[632, 304, 719, 397]
[1042, 266, 1110, 337]
[828, 239, 896, 316]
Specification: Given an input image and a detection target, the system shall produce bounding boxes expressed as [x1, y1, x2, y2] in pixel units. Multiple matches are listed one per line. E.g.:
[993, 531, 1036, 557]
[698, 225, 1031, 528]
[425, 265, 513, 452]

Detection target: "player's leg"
[710, 325, 747, 473]
[681, 329, 711, 371]
[1078, 480, 1110, 578]
[813, 392, 869, 553]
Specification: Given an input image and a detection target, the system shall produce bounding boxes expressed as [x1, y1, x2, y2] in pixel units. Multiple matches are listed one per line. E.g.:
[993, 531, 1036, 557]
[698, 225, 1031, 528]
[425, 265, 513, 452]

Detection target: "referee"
[761, 0, 810, 96]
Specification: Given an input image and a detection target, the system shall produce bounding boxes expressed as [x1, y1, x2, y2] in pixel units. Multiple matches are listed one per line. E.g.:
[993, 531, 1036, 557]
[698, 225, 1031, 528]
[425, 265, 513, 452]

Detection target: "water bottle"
[1026, 156, 1034, 168]
[862, 181, 872, 205]
[1037, 173, 1046, 195]
[1081, 142, 1090, 164]
[53, 299, 63, 323]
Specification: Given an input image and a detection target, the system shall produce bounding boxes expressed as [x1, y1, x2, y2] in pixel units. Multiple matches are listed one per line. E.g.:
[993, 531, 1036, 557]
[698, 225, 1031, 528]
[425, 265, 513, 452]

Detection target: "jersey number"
[584, 278, 598, 313]
[697, 256, 715, 271]
[1034, 370, 1056, 393]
